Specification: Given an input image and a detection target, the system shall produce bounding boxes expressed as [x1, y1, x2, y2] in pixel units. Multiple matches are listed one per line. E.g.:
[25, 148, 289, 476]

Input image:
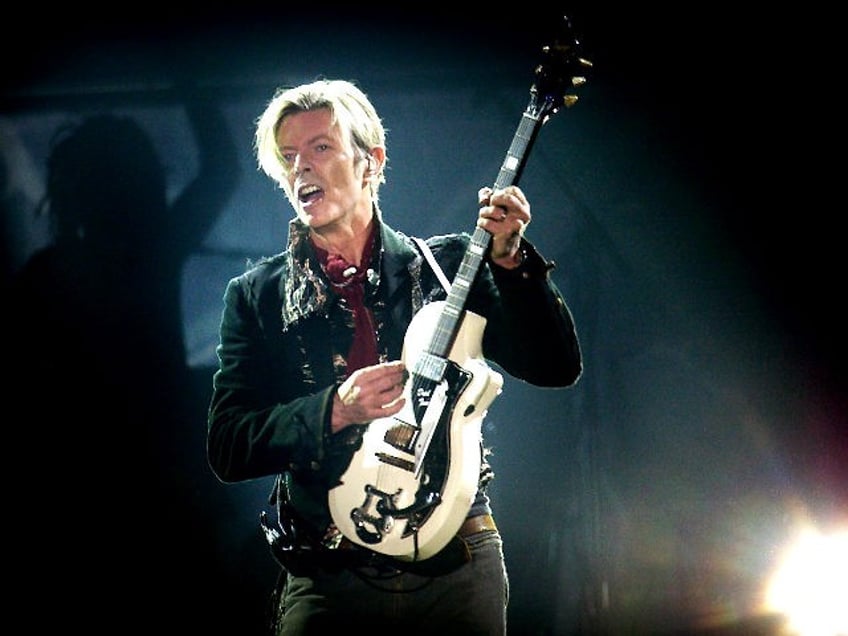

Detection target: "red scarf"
[312, 226, 378, 375]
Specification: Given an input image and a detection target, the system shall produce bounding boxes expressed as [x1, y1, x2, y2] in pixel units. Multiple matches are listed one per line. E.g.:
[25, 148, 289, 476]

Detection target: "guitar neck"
[425, 100, 546, 360]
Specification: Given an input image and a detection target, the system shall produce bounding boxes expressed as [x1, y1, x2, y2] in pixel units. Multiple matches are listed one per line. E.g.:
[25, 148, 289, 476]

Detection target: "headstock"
[530, 15, 593, 122]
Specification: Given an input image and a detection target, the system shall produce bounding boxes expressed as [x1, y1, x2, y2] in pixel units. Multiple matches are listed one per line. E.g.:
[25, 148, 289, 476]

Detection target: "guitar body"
[328, 301, 503, 560]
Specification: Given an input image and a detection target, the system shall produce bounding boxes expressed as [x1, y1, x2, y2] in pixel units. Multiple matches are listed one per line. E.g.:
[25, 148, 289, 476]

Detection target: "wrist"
[492, 247, 525, 270]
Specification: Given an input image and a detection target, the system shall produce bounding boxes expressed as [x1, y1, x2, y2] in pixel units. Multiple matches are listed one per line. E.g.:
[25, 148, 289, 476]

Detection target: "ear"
[363, 147, 385, 177]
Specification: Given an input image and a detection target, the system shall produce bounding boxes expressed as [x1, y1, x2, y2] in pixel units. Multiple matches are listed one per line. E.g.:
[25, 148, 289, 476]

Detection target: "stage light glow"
[764, 527, 848, 636]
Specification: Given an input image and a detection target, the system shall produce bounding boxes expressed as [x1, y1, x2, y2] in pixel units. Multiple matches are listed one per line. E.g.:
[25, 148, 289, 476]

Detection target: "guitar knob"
[381, 516, 395, 534]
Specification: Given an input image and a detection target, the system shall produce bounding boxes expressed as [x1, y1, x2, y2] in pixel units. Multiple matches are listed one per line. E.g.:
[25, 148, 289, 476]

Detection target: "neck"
[310, 212, 374, 266]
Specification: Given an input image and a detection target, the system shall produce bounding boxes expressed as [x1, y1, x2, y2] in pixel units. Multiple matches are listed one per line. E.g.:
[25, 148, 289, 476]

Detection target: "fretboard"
[425, 105, 545, 361]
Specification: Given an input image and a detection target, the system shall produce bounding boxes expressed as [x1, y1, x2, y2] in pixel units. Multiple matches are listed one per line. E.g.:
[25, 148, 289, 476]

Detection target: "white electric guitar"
[328, 16, 591, 561]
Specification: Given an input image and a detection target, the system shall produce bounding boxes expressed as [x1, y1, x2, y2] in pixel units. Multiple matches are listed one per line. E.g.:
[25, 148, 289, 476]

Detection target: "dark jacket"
[207, 217, 582, 536]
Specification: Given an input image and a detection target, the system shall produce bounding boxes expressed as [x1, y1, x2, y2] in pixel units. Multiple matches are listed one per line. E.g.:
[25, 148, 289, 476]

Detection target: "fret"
[442, 304, 461, 318]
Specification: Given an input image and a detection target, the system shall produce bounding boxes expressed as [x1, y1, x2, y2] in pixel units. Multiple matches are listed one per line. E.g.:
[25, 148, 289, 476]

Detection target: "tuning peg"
[563, 95, 579, 108]
[572, 76, 587, 88]
[542, 43, 574, 56]
[578, 57, 593, 69]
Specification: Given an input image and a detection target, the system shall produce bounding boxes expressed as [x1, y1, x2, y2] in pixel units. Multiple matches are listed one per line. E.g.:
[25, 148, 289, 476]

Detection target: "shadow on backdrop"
[5, 85, 261, 633]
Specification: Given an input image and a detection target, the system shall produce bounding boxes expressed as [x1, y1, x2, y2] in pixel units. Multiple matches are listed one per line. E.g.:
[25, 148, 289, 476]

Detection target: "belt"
[336, 513, 497, 551]
[458, 513, 497, 537]
[321, 514, 497, 575]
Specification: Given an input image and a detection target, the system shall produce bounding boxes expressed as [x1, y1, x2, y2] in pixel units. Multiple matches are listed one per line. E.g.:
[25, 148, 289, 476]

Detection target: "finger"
[368, 374, 405, 405]
[477, 202, 507, 224]
[348, 360, 403, 383]
[497, 185, 525, 202]
[504, 185, 526, 205]
[476, 207, 511, 233]
[491, 192, 527, 218]
[380, 394, 406, 413]
[478, 186, 493, 206]
[349, 362, 405, 405]
[364, 361, 406, 388]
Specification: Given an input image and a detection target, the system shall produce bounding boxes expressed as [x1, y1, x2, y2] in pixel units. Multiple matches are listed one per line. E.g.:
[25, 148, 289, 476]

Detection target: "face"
[276, 108, 369, 231]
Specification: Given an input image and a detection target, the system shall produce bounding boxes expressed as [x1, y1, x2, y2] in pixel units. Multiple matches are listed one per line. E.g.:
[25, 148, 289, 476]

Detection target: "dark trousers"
[274, 530, 508, 635]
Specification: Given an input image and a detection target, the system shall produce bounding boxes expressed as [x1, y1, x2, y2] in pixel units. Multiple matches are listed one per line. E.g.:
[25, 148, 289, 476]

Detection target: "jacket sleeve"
[206, 274, 334, 483]
[478, 237, 583, 388]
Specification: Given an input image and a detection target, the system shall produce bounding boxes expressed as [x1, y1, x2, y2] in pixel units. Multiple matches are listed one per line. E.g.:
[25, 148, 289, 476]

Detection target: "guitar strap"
[411, 236, 451, 294]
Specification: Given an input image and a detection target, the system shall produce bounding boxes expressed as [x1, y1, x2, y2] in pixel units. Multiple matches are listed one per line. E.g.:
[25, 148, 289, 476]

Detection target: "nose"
[292, 153, 309, 176]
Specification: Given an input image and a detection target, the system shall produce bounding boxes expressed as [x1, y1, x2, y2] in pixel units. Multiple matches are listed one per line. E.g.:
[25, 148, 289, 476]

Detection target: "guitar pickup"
[414, 352, 447, 383]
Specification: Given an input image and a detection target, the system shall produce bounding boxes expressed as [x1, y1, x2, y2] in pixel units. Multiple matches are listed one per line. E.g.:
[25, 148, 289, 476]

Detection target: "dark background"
[4, 4, 844, 634]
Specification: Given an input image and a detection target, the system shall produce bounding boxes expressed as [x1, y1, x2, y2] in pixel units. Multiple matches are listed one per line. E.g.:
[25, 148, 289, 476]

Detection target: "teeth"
[298, 184, 320, 199]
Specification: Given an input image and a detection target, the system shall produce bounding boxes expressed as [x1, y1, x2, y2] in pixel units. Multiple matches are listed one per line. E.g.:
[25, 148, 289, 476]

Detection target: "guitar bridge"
[375, 452, 414, 472]
[350, 485, 441, 545]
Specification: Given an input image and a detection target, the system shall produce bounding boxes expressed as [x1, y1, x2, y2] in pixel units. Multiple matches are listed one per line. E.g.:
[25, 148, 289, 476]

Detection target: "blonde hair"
[255, 78, 387, 204]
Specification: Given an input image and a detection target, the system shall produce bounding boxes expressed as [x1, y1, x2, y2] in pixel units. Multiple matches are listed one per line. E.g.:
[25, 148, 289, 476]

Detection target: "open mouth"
[298, 184, 323, 204]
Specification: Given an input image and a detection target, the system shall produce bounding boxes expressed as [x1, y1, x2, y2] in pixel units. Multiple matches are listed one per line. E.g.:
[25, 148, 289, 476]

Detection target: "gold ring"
[341, 384, 361, 406]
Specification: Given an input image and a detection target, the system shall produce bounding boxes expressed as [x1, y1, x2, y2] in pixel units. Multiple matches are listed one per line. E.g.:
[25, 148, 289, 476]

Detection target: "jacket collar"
[279, 212, 420, 331]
